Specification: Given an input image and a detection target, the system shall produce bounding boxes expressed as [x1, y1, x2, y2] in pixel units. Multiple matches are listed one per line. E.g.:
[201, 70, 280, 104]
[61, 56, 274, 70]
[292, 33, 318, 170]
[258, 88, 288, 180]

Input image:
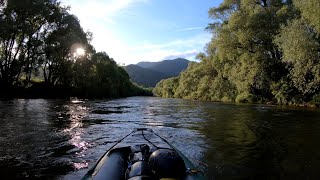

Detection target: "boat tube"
[82, 128, 205, 180]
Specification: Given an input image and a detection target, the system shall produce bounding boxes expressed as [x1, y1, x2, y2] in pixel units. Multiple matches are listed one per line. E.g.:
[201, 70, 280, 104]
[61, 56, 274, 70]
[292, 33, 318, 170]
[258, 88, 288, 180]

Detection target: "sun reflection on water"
[61, 101, 91, 170]
[74, 162, 89, 169]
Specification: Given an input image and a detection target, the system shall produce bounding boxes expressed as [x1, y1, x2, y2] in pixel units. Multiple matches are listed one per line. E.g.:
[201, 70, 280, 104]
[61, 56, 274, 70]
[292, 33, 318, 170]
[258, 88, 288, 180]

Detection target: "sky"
[61, 0, 223, 65]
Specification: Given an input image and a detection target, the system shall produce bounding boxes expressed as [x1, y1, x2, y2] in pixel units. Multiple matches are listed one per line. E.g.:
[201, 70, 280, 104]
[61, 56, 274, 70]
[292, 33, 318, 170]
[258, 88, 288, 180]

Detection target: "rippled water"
[0, 97, 320, 179]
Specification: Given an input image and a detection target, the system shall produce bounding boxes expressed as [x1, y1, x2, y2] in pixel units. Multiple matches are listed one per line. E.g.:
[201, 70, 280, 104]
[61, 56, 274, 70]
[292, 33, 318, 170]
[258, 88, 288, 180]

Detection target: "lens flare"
[76, 48, 85, 56]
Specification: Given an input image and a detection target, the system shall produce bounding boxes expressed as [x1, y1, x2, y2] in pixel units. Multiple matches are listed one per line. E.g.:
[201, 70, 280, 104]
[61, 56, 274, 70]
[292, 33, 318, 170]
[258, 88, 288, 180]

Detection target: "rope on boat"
[142, 129, 159, 149]
[85, 130, 137, 175]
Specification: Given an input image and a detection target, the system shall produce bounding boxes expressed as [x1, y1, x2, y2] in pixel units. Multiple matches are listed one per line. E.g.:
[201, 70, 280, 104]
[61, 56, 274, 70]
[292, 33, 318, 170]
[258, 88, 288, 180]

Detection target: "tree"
[275, 18, 320, 99]
[0, 0, 54, 86]
[206, 0, 293, 102]
[293, 0, 320, 33]
[154, 0, 320, 105]
[0, 0, 148, 98]
[72, 52, 137, 98]
[0, 0, 90, 87]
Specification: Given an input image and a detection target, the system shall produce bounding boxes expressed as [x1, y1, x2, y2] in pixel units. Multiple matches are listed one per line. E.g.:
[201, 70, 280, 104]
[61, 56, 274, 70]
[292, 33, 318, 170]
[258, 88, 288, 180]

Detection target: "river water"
[0, 97, 320, 179]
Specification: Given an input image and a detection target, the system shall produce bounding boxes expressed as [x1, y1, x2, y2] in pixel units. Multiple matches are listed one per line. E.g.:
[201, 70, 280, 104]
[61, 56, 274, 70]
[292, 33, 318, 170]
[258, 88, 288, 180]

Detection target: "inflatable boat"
[82, 128, 205, 180]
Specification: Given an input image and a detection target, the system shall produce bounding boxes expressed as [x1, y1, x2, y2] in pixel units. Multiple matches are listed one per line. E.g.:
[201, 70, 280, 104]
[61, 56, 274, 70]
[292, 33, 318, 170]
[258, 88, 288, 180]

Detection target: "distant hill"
[123, 65, 170, 87]
[135, 61, 157, 69]
[124, 58, 190, 87]
[136, 58, 190, 76]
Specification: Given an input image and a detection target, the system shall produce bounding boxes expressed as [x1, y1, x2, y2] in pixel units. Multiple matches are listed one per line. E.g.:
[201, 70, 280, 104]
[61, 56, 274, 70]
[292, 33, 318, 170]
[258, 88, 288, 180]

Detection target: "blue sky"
[62, 0, 222, 65]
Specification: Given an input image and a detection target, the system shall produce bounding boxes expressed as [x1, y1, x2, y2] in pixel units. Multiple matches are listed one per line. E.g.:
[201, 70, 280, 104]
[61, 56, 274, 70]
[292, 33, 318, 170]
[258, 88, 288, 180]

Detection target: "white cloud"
[119, 33, 211, 64]
[162, 50, 199, 60]
[140, 33, 211, 50]
[89, 31, 211, 65]
[176, 27, 204, 32]
[61, 0, 211, 65]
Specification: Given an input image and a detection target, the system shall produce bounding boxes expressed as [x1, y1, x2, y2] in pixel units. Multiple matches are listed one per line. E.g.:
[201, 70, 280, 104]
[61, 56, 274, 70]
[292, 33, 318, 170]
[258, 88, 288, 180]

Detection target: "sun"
[75, 48, 85, 56]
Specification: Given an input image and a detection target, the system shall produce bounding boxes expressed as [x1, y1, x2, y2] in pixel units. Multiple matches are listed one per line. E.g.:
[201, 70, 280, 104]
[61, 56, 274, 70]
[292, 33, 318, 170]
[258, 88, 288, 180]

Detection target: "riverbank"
[154, 96, 320, 109]
[0, 82, 153, 99]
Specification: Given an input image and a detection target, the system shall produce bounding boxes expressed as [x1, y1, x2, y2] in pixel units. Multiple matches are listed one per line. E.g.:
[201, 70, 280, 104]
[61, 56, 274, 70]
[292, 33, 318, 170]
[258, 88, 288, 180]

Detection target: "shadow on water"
[197, 103, 320, 180]
[1, 97, 320, 179]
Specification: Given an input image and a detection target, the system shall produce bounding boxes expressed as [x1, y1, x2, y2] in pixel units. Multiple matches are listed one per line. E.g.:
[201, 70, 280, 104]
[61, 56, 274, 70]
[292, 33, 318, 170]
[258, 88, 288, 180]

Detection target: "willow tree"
[293, 0, 320, 33]
[0, 0, 55, 86]
[154, 0, 320, 104]
[274, 4, 320, 102]
[43, 13, 90, 86]
[207, 0, 296, 102]
[0, 0, 91, 88]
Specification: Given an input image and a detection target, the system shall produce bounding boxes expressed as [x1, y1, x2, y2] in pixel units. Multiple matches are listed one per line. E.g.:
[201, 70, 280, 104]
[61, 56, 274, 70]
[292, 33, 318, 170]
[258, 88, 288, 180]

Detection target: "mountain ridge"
[136, 58, 190, 77]
[124, 58, 190, 87]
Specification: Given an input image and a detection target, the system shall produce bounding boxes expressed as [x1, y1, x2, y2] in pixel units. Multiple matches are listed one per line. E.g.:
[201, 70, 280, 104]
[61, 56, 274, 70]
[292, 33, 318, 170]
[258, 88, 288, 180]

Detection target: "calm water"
[1, 97, 320, 179]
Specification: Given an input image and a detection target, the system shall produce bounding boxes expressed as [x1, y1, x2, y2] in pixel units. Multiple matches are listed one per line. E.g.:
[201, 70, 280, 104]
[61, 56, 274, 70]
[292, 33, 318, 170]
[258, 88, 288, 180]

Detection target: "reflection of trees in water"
[197, 104, 286, 179]
[246, 118, 287, 179]
[198, 104, 320, 179]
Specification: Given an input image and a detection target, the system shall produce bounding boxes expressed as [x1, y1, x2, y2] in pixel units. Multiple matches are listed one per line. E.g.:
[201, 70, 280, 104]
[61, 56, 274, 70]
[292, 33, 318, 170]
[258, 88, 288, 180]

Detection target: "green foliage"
[293, 0, 320, 33]
[275, 18, 320, 99]
[0, 0, 148, 98]
[154, 0, 320, 106]
[153, 77, 179, 98]
[311, 94, 320, 106]
[153, 58, 237, 102]
[80, 52, 135, 97]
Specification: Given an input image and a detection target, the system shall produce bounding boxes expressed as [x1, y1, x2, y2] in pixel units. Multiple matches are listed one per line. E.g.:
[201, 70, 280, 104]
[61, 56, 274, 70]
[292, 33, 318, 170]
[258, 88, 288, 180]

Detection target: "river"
[0, 97, 320, 179]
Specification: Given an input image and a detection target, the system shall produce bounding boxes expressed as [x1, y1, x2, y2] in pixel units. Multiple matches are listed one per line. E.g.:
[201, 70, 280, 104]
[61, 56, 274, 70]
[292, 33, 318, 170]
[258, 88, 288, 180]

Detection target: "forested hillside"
[123, 64, 169, 87]
[0, 0, 149, 98]
[136, 58, 190, 76]
[124, 58, 190, 87]
[154, 0, 320, 105]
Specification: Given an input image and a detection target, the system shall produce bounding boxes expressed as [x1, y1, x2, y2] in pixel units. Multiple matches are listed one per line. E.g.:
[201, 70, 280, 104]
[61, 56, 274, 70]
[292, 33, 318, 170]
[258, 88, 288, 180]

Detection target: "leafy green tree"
[293, 0, 320, 33]
[205, 0, 291, 102]
[275, 18, 320, 99]
[0, 0, 148, 98]
[153, 77, 178, 98]
[43, 13, 89, 86]
[154, 0, 320, 105]
[0, 0, 55, 86]
[0, 0, 89, 87]
[72, 52, 142, 98]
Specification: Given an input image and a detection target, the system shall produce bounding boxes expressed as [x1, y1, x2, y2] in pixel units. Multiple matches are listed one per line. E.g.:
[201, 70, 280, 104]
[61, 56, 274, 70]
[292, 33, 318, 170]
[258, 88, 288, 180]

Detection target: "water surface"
[0, 97, 320, 179]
